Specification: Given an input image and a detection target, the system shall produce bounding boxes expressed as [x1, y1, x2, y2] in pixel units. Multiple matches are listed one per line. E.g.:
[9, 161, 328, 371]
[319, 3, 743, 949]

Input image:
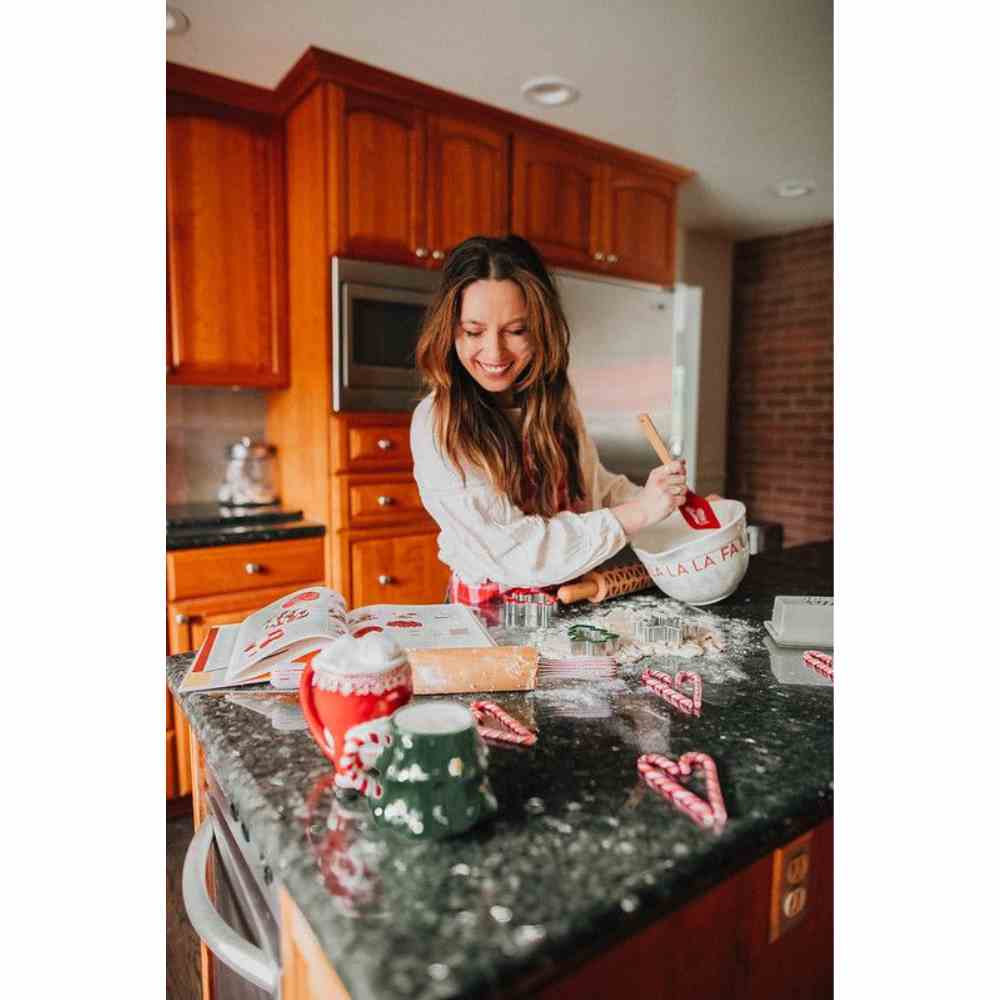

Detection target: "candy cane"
[675, 672, 703, 717]
[803, 650, 833, 681]
[677, 752, 726, 828]
[470, 700, 537, 747]
[336, 728, 393, 797]
[641, 668, 702, 717]
[637, 751, 726, 831]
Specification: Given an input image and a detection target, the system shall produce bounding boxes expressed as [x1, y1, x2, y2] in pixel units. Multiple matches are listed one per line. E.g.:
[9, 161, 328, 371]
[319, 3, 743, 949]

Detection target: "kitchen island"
[168, 542, 833, 1000]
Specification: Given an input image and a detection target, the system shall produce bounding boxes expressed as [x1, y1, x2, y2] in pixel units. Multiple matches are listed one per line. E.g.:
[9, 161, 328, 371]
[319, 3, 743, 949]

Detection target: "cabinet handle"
[378, 574, 394, 585]
[175, 613, 190, 625]
[376, 495, 395, 507]
[593, 251, 605, 261]
[415, 247, 429, 259]
[431, 250, 445, 260]
[377, 438, 393, 451]
[244, 563, 263, 575]
[606, 253, 619, 264]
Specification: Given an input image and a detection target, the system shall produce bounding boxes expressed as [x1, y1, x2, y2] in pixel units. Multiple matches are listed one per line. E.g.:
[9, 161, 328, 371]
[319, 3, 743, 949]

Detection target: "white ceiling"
[167, 0, 832, 241]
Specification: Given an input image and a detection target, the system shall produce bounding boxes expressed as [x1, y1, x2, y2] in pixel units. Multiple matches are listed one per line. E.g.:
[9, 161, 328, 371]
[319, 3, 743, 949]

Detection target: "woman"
[411, 234, 688, 607]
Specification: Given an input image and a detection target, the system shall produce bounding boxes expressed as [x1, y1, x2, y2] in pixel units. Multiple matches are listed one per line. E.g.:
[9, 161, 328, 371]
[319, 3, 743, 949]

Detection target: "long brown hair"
[414, 235, 585, 517]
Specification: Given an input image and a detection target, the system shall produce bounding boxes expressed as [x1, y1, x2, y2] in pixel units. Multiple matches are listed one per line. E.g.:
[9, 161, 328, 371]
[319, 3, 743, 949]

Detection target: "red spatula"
[638, 413, 721, 530]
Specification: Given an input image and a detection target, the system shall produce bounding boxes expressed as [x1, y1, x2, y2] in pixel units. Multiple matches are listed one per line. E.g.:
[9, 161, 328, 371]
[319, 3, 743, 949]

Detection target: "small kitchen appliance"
[217, 437, 279, 506]
[331, 257, 438, 411]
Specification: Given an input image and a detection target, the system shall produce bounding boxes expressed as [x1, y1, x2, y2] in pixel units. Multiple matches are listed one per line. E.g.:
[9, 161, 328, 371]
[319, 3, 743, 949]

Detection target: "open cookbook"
[179, 586, 496, 693]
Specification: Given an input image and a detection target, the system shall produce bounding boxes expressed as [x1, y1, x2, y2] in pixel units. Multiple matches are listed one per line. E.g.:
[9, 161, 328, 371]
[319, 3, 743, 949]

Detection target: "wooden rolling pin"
[557, 561, 654, 604]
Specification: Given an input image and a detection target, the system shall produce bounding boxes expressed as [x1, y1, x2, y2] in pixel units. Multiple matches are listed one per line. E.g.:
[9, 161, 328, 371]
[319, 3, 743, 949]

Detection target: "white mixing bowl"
[630, 498, 750, 606]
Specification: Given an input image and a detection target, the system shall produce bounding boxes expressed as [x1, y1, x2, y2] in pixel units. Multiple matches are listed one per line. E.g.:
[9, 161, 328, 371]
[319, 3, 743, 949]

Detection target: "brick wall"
[726, 224, 833, 547]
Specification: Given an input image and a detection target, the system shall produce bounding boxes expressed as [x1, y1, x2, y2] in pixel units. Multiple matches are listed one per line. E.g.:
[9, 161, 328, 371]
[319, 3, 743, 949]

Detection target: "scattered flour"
[526, 596, 759, 685]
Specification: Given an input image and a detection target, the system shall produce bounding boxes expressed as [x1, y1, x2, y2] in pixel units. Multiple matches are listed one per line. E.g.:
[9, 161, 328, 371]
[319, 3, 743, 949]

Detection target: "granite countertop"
[167, 542, 833, 1000]
[166, 503, 326, 550]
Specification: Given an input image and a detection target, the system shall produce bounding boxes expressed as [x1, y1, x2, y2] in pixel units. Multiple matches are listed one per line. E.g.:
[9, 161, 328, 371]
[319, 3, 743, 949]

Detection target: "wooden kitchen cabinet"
[426, 114, 509, 259]
[340, 89, 428, 265]
[166, 537, 325, 801]
[336, 89, 509, 267]
[513, 135, 682, 285]
[511, 134, 605, 272]
[166, 107, 289, 387]
[350, 531, 450, 607]
[327, 412, 448, 605]
[602, 164, 679, 285]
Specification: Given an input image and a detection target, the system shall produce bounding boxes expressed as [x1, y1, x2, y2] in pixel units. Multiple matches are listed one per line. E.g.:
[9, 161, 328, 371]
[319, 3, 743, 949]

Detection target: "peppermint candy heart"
[637, 751, 727, 831]
[641, 668, 703, 717]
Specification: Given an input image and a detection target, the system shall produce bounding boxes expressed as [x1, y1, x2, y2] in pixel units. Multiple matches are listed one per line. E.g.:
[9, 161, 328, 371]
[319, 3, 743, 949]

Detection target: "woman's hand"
[612, 459, 687, 535]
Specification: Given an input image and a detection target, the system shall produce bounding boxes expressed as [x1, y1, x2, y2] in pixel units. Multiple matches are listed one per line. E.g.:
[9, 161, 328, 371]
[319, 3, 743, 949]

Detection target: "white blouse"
[410, 394, 643, 588]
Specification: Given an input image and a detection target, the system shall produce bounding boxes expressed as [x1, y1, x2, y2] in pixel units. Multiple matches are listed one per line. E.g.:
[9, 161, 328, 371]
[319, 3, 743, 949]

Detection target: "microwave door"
[342, 282, 430, 390]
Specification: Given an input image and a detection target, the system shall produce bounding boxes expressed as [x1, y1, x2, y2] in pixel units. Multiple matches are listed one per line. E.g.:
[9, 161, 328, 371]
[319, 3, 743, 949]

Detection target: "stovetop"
[166, 503, 302, 531]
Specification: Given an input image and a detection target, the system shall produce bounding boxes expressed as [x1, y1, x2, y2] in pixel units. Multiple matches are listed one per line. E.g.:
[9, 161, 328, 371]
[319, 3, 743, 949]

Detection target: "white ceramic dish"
[763, 620, 836, 650]
[770, 595, 834, 646]
[630, 498, 750, 606]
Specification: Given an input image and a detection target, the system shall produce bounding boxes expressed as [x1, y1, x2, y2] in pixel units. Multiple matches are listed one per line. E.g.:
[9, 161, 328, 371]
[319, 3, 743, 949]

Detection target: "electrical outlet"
[769, 831, 814, 942]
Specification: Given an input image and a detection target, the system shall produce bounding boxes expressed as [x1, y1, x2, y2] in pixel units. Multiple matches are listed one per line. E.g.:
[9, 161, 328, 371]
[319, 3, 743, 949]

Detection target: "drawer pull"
[376, 495, 395, 507]
[378, 574, 394, 585]
[607, 253, 619, 264]
[175, 613, 190, 625]
[431, 250, 445, 260]
[414, 247, 429, 259]
[244, 563, 264, 575]
[377, 438, 393, 451]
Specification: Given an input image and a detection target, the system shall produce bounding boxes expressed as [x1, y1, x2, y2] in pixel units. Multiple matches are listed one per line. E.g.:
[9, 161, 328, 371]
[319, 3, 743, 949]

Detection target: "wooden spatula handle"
[637, 413, 674, 466]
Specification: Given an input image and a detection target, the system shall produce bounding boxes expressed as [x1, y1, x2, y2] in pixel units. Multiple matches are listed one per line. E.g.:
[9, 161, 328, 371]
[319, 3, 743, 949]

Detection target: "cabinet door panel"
[427, 115, 509, 259]
[351, 533, 451, 608]
[512, 136, 603, 271]
[605, 167, 678, 285]
[342, 91, 427, 265]
[167, 114, 288, 386]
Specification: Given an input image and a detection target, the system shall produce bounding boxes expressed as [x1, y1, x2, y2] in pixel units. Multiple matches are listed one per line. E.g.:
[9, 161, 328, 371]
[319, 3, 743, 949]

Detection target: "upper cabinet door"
[167, 113, 288, 387]
[426, 115, 509, 265]
[603, 165, 679, 286]
[340, 90, 428, 266]
[511, 135, 604, 272]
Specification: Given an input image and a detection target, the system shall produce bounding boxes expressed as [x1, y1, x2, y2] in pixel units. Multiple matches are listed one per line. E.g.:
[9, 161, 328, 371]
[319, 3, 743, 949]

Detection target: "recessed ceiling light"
[772, 179, 815, 199]
[166, 6, 190, 35]
[521, 76, 580, 107]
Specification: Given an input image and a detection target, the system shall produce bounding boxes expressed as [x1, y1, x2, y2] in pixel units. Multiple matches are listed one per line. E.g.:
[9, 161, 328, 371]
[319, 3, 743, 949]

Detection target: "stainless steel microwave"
[331, 257, 439, 411]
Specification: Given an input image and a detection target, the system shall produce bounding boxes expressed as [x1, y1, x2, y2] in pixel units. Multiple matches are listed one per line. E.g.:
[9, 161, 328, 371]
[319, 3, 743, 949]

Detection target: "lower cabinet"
[166, 537, 326, 801]
[350, 530, 451, 607]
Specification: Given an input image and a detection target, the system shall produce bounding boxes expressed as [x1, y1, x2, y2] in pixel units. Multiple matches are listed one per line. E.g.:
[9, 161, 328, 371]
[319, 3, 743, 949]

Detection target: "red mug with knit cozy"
[299, 633, 413, 792]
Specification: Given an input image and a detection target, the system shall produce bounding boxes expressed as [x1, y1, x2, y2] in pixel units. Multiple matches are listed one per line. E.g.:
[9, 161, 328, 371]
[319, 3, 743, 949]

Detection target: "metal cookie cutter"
[567, 624, 620, 657]
[503, 589, 557, 629]
[633, 614, 695, 645]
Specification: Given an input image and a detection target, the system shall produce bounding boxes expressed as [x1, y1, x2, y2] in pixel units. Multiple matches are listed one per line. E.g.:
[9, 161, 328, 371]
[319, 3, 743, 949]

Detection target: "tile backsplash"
[167, 387, 269, 504]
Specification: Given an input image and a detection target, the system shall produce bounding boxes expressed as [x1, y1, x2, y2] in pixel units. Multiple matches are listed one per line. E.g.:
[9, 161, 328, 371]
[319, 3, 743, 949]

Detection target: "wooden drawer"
[331, 412, 414, 473]
[351, 531, 451, 607]
[166, 537, 325, 601]
[338, 473, 430, 528]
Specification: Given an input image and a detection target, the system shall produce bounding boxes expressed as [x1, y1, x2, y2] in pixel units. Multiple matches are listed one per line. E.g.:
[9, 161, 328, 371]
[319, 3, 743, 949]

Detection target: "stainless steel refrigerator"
[555, 269, 705, 491]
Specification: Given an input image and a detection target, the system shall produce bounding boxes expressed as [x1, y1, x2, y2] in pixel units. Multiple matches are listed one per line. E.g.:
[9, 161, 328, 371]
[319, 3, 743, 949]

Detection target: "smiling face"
[454, 279, 533, 404]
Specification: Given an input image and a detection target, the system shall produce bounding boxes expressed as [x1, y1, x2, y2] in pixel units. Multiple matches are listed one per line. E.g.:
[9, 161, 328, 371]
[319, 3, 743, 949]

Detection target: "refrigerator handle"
[182, 817, 280, 994]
